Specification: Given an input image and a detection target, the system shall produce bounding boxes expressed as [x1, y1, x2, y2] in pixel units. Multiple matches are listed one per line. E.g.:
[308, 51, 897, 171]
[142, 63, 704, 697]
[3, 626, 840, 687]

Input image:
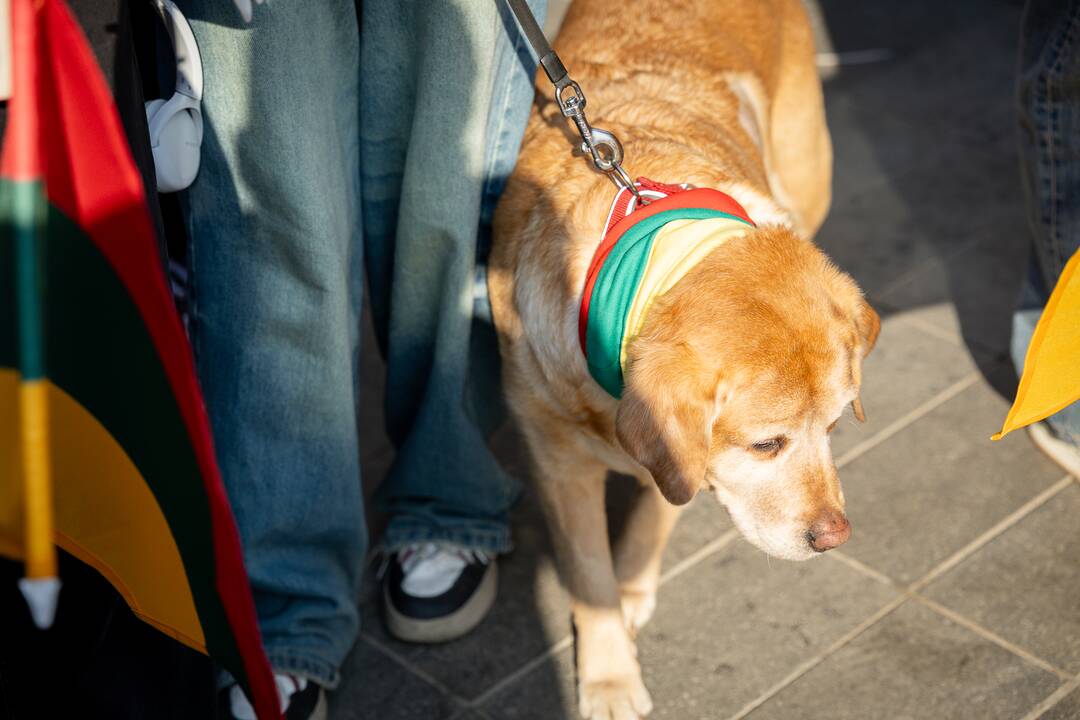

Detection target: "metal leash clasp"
[503, 0, 640, 201]
[555, 78, 641, 202]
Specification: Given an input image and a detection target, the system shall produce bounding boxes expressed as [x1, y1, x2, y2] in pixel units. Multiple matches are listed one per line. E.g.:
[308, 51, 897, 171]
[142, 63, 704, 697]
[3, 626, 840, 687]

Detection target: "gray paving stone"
[876, 209, 1030, 364]
[482, 645, 578, 720]
[822, 5, 1020, 149]
[925, 483, 1080, 674]
[1040, 687, 1080, 720]
[328, 640, 457, 720]
[825, 96, 936, 209]
[485, 540, 899, 720]
[818, 133, 1023, 300]
[830, 315, 977, 458]
[448, 711, 498, 720]
[813, 0, 1014, 69]
[838, 375, 1063, 585]
[748, 600, 1060, 720]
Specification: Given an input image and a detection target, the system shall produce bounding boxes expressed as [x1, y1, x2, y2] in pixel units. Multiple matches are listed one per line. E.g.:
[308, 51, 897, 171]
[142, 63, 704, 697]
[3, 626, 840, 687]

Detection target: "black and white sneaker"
[382, 543, 498, 644]
[225, 673, 326, 720]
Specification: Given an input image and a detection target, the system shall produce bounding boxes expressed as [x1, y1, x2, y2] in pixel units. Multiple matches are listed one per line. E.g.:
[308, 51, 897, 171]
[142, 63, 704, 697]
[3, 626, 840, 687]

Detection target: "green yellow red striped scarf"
[579, 181, 756, 397]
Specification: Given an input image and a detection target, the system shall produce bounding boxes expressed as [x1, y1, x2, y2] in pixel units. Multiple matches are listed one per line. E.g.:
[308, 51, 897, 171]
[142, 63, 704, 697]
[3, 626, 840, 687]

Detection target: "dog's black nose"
[807, 511, 851, 552]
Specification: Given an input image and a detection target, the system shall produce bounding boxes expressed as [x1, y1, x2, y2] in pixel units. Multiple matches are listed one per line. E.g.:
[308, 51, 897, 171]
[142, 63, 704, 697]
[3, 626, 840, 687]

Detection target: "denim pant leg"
[178, 1, 364, 688]
[1013, 0, 1080, 446]
[360, 0, 546, 553]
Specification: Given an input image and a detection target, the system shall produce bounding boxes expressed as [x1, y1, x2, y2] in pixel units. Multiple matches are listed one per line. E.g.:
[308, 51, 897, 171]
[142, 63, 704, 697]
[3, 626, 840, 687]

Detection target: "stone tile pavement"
[333, 1, 1080, 718]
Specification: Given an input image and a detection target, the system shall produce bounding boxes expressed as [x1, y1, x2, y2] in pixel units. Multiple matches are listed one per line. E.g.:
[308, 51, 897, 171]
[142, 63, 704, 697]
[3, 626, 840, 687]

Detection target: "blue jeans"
[177, 0, 544, 688]
[1013, 0, 1080, 447]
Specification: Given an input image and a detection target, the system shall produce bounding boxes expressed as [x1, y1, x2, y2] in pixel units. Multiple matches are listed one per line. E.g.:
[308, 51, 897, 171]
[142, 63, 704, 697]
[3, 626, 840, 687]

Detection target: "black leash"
[504, 0, 641, 200]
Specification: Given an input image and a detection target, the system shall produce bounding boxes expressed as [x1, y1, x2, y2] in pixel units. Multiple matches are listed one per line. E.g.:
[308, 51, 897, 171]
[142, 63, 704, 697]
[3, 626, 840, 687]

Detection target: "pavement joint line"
[835, 370, 980, 469]
[828, 549, 1072, 680]
[911, 594, 1072, 681]
[357, 634, 468, 705]
[873, 234, 980, 302]
[445, 705, 474, 720]
[834, 474, 1072, 597]
[826, 477, 1074, 682]
[659, 528, 741, 584]
[469, 635, 574, 707]
[473, 528, 740, 705]
[908, 474, 1074, 593]
[454, 705, 498, 720]
[1018, 677, 1080, 720]
[828, 550, 900, 588]
[825, 548, 1071, 686]
[725, 595, 909, 720]
[888, 309, 1009, 364]
[891, 310, 966, 347]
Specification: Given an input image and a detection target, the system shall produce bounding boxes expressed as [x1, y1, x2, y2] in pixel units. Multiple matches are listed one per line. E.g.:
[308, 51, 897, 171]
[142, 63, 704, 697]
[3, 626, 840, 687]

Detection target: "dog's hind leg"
[767, 0, 833, 239]
[613, 480, 681, 636]
[520, 416, 653, 720]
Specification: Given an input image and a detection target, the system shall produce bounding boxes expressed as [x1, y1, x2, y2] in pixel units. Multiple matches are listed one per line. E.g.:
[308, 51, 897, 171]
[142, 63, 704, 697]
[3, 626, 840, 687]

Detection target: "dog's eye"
[750, 437, 786, 454]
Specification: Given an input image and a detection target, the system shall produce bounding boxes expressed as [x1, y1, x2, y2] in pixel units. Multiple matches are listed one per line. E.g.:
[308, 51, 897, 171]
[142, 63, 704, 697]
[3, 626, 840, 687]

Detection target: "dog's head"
[615, 227, 879, 560]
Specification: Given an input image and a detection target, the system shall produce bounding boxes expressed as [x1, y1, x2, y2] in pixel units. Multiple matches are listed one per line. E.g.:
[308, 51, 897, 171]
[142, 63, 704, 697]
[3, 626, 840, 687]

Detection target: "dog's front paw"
[620, 589, 657, 636]
[579, 674, 653, 720]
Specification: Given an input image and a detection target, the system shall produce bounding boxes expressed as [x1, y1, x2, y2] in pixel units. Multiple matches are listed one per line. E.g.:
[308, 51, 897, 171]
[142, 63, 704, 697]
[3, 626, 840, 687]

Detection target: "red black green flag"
[0, 1, 280, 717]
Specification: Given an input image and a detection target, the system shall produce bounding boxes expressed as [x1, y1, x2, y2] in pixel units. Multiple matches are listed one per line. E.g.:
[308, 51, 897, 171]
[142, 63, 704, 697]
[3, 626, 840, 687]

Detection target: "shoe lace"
[397, 542, 490, 575]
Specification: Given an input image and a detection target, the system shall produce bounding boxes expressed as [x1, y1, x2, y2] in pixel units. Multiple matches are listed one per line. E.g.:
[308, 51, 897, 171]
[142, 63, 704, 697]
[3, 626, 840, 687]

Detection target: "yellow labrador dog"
[489, 1, 879, 717]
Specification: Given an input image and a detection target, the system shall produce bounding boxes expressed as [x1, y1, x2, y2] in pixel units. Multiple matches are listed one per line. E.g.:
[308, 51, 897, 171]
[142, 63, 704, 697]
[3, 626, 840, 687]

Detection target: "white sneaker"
[228, 673, 326, 720]
[382, 542, 498, 644]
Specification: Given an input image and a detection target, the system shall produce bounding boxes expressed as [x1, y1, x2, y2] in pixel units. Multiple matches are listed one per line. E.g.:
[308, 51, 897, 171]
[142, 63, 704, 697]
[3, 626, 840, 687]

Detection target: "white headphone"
[145, 0, 203, 193]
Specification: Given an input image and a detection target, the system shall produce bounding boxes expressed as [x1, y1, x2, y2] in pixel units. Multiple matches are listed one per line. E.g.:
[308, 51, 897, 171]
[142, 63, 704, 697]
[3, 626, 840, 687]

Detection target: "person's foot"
[225, 673, 326, 720]
[1029, 422, 1080, 478]
[382, 542, 498, 643]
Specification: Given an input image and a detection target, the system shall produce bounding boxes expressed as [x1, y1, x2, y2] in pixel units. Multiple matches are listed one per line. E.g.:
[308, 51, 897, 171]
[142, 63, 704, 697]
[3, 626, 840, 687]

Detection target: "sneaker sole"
[1029, 423, 1080, 478]
[308, 690, 328, 720]
[383, 562, 498, 644]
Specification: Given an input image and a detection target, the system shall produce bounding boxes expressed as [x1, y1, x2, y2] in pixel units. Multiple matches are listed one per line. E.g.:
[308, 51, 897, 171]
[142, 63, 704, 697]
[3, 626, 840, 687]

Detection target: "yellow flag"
[994, 249, 1080, 440]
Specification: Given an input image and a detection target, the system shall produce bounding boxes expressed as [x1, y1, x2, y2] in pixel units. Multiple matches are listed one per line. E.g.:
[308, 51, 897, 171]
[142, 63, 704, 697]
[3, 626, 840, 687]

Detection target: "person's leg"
[176, 0, 365, 692]
[360, 0, 546, 554]
[1014, 0, 1080, 453]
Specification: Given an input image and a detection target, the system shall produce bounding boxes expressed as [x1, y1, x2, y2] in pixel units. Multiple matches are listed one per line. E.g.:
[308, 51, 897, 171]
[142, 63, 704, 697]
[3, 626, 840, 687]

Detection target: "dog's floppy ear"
[616, 345, 714, 506]
[855, 299, 880, 357]
[850, 299, 880, 422]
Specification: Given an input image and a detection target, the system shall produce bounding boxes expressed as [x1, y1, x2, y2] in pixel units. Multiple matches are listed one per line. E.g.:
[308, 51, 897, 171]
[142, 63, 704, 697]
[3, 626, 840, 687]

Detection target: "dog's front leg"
[524, 425, 654, 720]
[614, 480, 681, 635]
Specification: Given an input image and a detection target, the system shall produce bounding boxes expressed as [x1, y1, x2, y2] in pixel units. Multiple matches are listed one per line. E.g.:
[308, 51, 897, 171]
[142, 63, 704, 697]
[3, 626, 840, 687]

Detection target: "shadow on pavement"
[813, 0, 1027, 401]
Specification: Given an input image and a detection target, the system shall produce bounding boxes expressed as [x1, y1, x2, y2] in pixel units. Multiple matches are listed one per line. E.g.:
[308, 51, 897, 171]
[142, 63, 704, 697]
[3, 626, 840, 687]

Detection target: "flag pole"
[11, 0, 60, 629]
[17, 382, 60, 629]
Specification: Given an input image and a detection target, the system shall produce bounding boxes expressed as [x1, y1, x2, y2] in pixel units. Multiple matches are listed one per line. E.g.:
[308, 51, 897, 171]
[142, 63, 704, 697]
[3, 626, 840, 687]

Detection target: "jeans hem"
[265, 650, 342, 690]
[377, 526, 513, 555]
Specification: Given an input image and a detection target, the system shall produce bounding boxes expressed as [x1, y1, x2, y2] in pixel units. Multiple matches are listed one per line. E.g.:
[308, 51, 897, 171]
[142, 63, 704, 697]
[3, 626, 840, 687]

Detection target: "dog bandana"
[579, 178, 756, 397]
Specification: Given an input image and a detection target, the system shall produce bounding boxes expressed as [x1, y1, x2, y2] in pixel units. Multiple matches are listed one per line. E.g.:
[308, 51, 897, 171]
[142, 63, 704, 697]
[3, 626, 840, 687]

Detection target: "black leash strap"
[506, 0, 568, 86]
[503, 0, 639, 198]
